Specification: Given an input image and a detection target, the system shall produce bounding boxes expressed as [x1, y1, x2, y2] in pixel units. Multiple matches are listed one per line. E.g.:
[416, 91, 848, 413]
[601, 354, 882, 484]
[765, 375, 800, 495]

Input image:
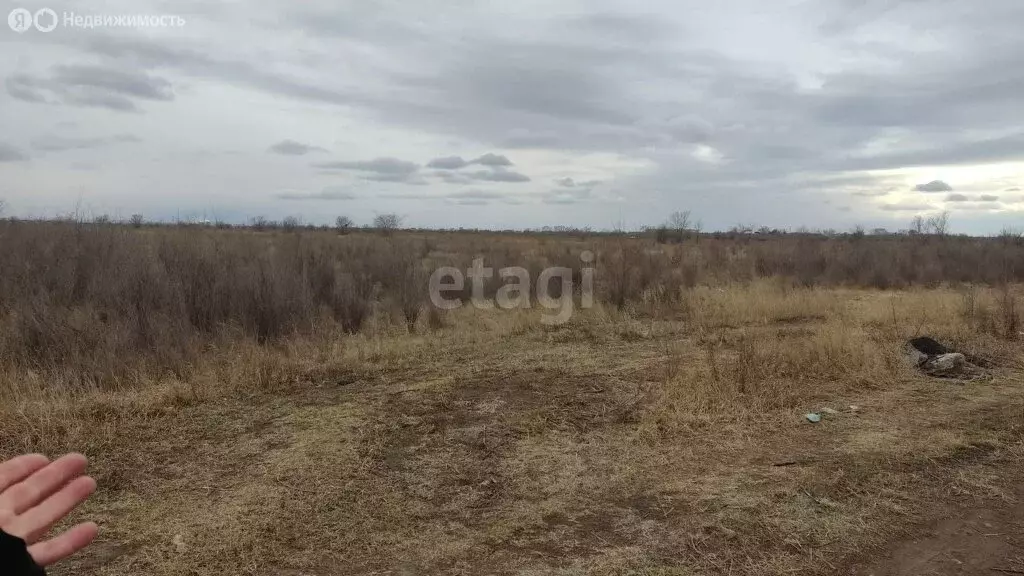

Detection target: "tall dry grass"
[0, 219, 1021, 389]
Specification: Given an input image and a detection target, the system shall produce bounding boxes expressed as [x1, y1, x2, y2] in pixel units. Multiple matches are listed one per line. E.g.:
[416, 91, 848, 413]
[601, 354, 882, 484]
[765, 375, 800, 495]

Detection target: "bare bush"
[373, 213, 403, 235]
[250, 215, 269, 231]
[927, 211, 950, 236]
[335, 216, 354, 235]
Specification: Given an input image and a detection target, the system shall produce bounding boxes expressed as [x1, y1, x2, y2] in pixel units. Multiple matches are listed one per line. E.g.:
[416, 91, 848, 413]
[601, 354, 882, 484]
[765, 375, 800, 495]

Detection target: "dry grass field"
[1, 220, 1022, 575]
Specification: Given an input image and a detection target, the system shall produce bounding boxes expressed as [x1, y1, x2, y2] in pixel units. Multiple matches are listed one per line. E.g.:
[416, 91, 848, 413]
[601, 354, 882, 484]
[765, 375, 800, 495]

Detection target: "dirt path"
[852, 481, 1024, 575]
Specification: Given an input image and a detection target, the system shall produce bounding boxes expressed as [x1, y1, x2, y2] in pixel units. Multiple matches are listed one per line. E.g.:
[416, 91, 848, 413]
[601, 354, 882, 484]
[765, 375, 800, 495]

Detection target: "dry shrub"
[1, 219, 1023, 391]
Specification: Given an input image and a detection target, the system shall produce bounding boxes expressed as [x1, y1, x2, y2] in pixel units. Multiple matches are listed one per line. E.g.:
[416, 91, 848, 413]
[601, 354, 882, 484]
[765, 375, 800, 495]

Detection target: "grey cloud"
[554, 177, 603, 188]
[6, 65, 174, 112]
[446, 190, 507, 200]
[543, 186, 593, 205]
[880, 202, 936, 212]
[955, 202, 1002, 211]
[364, 173, 429, 185]
[467, 168, 531, 183]
[914, 180, 954, 193]
[276, 187, 356, 200]
[81, 34, 359, 107]
[311, 156, 427, 184]
[471, 153, 512, 167]
[68, 3, 1024, 181]
[435, 170, 473, 184]
[377, 191, 432, 200]
[428, 153, 513, 169]
[945, 193, 969, 202]
[980, 194, 1000, 202]
[313, 157, 419, 175]
[851, 190, 890, 197]
[5, 76, 47, 103]
[268, 140, 327, 156]
[53, 65, 173, 101]
[426, 156, 469, 169]
[14, 1, 1024, 230]
[0, 143, 28, 162]
[1006, 187, 1021, 192]
[32, 134, 141, 152]
[544, 196, 581, 205]
[68, 91, 140, 112]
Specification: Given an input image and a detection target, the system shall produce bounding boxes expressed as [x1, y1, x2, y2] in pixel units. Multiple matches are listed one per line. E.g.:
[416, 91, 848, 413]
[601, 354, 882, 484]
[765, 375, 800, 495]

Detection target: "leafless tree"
[373, 213, 403, 235]
[335, 215, 354, 235]
[667, 210, 692, 232]
[250, 215, 269, 231]
[910, 215, 926, 234]
[926, 211, 950, 236]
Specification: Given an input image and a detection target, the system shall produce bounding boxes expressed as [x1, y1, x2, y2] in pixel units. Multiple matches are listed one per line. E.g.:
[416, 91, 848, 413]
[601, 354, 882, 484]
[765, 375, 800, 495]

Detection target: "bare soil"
[853, 478, 1024, 576]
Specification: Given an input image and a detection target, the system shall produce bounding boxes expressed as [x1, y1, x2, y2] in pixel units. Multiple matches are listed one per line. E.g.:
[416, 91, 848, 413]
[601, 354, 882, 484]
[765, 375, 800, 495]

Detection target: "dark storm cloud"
[268, 140, 327, 156]
[914, 180, 954, 193]
[0, 143, 28, 162]
[6, 64, 174, 112]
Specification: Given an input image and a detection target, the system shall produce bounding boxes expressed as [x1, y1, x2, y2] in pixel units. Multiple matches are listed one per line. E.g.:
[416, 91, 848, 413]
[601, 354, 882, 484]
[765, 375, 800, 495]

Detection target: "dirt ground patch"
[2, 284, 1021, 575]
[853, 478, 1024, 575]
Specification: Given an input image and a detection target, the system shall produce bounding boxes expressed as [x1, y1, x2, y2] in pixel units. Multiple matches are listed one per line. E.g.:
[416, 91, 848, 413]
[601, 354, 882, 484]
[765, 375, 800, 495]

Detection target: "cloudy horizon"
[2, 0, 1023, 233]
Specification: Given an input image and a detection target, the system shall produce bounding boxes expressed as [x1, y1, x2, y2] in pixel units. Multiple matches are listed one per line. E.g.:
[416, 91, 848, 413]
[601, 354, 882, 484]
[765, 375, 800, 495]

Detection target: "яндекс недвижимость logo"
[8, 7, 185, 33]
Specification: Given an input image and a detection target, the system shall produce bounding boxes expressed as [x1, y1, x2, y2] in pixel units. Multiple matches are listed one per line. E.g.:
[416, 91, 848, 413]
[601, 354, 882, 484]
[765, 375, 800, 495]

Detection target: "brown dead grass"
[1, 280, 1022, 575]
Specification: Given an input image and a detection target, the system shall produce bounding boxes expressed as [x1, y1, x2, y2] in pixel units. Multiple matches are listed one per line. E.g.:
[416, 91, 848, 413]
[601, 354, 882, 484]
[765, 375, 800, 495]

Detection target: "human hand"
[0, 453, 98, 567]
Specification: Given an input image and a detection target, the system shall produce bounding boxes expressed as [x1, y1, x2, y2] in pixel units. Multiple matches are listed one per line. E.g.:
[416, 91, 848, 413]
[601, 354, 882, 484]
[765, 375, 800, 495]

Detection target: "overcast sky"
[2, 0, 1023, 233]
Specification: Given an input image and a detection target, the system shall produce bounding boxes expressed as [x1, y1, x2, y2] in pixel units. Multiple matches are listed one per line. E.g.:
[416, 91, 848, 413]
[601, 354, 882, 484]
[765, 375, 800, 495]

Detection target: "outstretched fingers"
[0, 453, 99, 567]
[15, 475, 97, 544]
[28, 521, 99, 567]
[0, 453, 89, 515]
[0, 454, 50, 494]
